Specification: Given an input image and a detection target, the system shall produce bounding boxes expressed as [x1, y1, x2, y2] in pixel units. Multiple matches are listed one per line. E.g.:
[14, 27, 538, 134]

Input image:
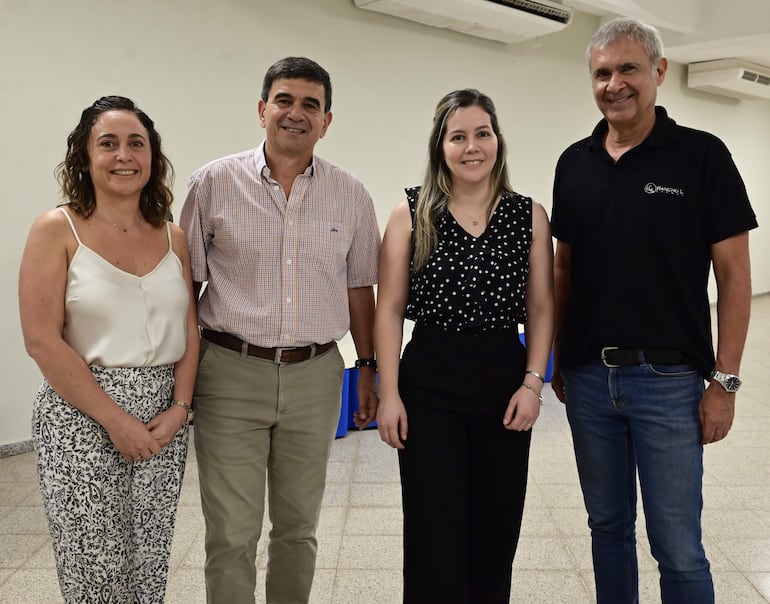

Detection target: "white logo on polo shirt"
[644, 182, 684, 196]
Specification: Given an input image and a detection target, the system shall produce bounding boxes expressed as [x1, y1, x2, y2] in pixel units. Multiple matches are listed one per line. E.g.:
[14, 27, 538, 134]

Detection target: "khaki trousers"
[193, 338, 344, 604]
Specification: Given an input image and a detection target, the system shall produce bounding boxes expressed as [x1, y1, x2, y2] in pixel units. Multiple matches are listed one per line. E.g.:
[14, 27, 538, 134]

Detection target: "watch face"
[725, 376, 741, 392]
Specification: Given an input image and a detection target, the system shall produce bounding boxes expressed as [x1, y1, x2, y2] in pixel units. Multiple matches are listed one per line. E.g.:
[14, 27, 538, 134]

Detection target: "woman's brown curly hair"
[56, 95, 174, 227]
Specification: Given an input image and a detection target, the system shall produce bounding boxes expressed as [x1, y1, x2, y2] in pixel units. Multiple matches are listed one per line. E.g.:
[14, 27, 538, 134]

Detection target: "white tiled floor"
[2, 295, 769, 603]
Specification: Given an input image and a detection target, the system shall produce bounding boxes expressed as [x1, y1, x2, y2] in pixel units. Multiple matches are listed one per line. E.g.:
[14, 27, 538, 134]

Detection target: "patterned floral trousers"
[32, 365, 188, 604]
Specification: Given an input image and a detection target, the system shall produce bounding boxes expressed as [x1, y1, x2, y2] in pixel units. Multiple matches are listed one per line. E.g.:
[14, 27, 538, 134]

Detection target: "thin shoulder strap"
[57, 206, 83, 245]
[165, 221, 173, 251]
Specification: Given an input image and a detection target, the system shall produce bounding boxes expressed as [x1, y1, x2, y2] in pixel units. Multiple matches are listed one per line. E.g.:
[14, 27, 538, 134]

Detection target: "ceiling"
[561, 0, 770, 68]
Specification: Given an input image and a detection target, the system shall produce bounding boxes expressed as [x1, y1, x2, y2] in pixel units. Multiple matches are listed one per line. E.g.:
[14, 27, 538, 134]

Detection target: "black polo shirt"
[551, 106, 758, 376]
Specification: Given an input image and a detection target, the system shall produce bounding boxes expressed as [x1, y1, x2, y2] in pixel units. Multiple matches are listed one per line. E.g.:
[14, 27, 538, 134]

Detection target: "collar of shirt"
[587, 105, 678, 154]
[255, 140, 316, 182]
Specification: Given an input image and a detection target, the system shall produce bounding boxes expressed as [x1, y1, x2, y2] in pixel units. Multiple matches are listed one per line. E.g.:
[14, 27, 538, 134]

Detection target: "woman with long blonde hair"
[375, 89, 554, 603]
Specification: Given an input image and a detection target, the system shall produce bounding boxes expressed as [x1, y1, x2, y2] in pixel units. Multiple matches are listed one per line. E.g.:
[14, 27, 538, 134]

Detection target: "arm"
[345, 183, 381, 428]
[146, 225, 201, 445]
[550, 240, 571, 402]
[699, 231, 752, 444]
[374, 200, 412, 449]
[19, 210, 160, 460]
[503, 202, 554, 430]
[348, 285, 378, 429]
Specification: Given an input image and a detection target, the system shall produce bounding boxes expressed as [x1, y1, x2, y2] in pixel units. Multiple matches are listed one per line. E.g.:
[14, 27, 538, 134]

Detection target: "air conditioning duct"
[688, 59, 770, 101]
[352, 0, 573, 44]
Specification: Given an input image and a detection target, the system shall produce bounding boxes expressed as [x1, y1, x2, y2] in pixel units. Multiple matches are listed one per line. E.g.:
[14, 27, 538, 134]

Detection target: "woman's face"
[442, 105, 498, 188]
[85, 110, 152, 202]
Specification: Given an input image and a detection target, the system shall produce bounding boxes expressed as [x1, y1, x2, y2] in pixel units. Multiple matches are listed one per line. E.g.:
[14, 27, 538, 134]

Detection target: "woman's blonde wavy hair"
[412, 89, 511, 272]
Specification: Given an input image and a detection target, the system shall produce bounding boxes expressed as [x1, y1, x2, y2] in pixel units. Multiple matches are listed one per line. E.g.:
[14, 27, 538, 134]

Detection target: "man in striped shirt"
[180, 56, 381, 604]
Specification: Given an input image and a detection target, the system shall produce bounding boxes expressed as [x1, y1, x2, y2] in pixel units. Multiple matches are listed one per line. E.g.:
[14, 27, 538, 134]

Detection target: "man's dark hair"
[261, 57, 332, 112]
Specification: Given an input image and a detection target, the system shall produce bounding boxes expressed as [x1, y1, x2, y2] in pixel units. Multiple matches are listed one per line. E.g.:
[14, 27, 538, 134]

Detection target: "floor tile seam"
[740, 571, 770, 603]
[712, 569, 770, 602]
[0, 567, 21, 589]
[335, 448, 361, 536]
[733, 568, 770, 601]
[708, 540, 757, 572]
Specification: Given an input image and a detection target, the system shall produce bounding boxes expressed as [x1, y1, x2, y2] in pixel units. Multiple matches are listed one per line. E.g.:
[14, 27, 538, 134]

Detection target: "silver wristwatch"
[709, 370, 741, 393]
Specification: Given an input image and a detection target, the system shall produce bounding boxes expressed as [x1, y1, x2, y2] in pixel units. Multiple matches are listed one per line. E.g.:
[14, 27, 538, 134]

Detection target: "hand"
[105, 412, 162, 462]
[353, 368, 379, 429]
[147, 405, 187, 448]
[377, 395, 408, 449]
[551, 367, 566, 403]
[503, 385, 541, 431]
[699, 383, 736, 444]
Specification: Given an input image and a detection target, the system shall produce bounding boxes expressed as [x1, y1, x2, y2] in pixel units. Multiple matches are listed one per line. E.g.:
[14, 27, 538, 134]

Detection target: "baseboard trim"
[0, 439, 33, 458]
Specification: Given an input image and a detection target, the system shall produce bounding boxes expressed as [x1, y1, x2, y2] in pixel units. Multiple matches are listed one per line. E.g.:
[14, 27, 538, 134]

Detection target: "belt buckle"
[273, 344, 316, 364]
[601, 346, 620, 368]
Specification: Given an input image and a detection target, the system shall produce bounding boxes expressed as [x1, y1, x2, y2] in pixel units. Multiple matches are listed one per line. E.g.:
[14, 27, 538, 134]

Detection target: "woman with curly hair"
[19, 95, 199, 603]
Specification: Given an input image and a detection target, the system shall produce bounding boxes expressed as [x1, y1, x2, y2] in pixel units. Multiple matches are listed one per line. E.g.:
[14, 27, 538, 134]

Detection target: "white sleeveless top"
[60, 207, 189, 367]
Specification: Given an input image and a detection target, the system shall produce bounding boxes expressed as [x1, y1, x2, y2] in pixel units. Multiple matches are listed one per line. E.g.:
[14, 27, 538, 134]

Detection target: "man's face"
[258, 78, 332, 159]
[589, 37, 667, 130]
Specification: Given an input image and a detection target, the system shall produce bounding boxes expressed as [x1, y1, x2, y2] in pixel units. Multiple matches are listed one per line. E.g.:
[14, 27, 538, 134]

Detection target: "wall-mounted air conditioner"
[352, 0, 573, 45]
[688, 59, 770, 101]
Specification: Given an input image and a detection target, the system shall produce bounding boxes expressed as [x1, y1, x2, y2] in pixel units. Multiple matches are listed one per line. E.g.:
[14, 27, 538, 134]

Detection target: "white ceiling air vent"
[688, 59, 770, 100]
[352, 0, 573, 44]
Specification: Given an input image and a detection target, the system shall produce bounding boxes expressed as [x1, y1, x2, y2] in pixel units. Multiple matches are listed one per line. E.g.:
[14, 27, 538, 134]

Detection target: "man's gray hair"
[586, 17, 665, 71]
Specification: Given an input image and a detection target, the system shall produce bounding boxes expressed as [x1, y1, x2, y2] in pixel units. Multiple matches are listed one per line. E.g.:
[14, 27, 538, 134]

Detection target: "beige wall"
[1, 0, 767, 446]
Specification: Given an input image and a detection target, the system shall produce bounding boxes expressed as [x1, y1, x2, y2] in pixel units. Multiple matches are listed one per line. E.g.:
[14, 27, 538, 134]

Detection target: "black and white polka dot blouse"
[404, 186, 531, 332]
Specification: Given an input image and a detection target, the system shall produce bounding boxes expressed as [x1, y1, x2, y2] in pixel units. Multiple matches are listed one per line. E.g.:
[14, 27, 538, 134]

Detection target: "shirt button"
[286, 297, 291, 303]
[287, 259, 292, 265]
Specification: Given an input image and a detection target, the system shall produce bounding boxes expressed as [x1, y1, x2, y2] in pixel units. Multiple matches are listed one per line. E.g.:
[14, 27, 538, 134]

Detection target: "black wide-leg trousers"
[397, 325, 532, 604]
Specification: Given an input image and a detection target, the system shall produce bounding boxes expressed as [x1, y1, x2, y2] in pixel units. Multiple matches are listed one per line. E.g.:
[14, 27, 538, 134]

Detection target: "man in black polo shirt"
[551, 17, 758, 604]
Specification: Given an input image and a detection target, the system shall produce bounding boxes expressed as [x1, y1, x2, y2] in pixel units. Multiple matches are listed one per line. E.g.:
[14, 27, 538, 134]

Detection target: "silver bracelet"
[523, 382, 544, 403]
[171, 399, 194, 423]
[525, 370, 545, 383]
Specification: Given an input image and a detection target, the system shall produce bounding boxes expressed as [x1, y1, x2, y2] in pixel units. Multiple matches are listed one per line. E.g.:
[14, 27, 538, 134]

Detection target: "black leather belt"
[601, 347, 684, 368]
[202, 329, 333, 364]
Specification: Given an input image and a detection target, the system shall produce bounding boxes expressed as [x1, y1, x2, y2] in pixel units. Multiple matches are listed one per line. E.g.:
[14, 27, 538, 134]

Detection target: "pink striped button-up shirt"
[180, 143, 380, 348]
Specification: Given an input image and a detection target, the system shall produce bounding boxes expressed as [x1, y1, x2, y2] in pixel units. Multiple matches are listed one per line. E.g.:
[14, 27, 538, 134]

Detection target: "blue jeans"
[562, 360, 714, 604]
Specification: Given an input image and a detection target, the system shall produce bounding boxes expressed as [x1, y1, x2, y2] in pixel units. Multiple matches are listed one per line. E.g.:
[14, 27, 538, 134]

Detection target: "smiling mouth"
[463, 159, 484, 165]
[282, 126, 306, 134]
[112, 170, 137, 175]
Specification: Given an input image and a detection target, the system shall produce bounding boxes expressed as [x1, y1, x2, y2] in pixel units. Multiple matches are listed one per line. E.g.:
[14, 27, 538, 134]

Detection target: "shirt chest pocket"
[297, 221, 353, 275]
